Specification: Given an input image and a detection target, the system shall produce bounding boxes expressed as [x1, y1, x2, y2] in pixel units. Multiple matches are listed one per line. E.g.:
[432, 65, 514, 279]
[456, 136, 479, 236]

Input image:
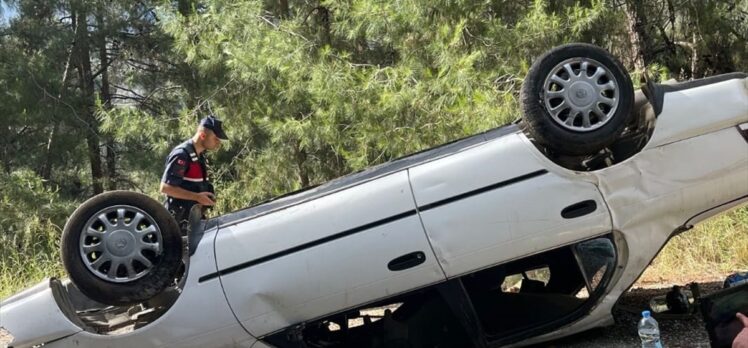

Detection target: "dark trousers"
[166, 202, 204, 256]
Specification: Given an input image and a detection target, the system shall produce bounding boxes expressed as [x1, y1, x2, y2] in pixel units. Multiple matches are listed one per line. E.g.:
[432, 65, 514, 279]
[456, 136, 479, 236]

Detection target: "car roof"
[209, 123, 521, 229]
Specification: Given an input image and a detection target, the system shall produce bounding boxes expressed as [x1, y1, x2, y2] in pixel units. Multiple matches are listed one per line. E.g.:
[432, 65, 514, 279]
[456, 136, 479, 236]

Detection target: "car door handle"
[738, 123, 748, 142]
[561, 200, 598, 219]
[388, 251, 427, 271]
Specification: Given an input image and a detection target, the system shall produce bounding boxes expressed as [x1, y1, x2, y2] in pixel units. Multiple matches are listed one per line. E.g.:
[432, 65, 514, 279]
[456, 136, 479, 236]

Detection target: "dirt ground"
[0, 328, 10, 348]
[530, 280, 726, 348]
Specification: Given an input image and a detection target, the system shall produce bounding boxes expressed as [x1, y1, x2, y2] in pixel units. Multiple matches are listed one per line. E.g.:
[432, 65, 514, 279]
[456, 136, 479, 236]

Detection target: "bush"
[0, 168, 75, 298]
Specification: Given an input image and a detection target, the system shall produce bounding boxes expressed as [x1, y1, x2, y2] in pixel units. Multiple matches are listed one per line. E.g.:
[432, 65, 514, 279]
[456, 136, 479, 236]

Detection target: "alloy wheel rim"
[542, 57, 620, 132]
[79, 205, 162, 283]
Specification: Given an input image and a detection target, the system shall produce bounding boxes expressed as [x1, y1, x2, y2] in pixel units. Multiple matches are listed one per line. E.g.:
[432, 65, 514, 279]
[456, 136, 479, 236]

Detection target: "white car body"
[2, 74, 747, 348]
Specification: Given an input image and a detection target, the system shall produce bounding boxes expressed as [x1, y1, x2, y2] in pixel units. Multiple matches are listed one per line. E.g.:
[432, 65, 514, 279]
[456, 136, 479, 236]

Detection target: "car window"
[263, 286, 474, 348]
[462, 236, 616, 341]
[574, 238, 616, 293]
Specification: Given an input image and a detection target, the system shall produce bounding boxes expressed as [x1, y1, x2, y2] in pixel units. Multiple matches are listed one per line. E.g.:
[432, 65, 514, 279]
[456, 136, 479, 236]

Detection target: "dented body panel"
[520, 79, 748, 346]
[215, 171, 446, 337]
[409, 133, 611, 278]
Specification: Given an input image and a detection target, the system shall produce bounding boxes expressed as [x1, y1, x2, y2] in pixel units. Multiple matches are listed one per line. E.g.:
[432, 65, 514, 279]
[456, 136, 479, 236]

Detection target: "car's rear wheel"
[61, 191, 182, 306]
[520, 43, 634, 156]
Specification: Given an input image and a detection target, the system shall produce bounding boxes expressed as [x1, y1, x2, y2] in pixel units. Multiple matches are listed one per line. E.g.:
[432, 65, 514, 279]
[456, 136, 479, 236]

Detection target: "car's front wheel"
[520, 43, 635, 156]
[60, 191, 182, 306]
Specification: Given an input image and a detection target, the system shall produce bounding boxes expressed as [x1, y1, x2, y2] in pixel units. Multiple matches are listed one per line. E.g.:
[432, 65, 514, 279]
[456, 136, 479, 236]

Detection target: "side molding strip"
[199, 210, 418, 282]
[418, 170, 549, 212]
[199, 169, 548, 282]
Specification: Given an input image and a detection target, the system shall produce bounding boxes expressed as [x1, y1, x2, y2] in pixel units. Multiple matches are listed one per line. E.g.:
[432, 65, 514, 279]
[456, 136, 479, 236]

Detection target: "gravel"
[530, 281, 725, 347]
[0, 328, 11, 348]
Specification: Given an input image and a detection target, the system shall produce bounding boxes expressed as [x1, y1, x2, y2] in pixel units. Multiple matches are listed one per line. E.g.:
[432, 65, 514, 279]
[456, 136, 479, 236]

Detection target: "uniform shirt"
[161, 139, 210, 210]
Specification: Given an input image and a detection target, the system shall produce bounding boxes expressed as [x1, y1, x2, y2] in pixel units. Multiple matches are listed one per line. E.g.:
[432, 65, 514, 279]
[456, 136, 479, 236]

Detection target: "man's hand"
[196, 192, 216, 206]
[734, 312, 748, 348]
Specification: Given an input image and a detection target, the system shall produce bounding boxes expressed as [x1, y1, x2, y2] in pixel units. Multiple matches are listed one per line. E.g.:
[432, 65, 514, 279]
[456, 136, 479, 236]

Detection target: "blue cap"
[642, 310, 651, 318]
[199, 115, 228, 140]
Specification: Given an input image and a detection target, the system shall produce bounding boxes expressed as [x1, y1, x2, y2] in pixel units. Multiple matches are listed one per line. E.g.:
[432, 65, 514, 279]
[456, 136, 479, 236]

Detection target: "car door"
[212, 171, 446, 337]
[408, 133, 612, 278]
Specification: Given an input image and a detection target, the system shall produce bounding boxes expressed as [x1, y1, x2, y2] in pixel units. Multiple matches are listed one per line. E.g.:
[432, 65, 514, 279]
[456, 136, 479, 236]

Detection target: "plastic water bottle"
[638, 310, 663, 348]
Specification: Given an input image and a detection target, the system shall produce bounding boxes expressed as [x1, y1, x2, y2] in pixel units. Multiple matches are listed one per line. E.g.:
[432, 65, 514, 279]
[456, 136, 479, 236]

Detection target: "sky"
[1, 2, 18, 25]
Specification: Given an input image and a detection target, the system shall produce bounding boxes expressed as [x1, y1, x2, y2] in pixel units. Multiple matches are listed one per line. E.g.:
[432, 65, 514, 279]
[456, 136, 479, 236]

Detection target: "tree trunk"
[321, 7, 331, 47]
[623, 0, 654, 72]
[97, 12, 116, 191]
[295, 140, 310, 188]
[42, 14, 77, 181]
[73, 5, 104, 195]
[691, 31, 698, 78]
[41, 122, 59, 181]
[104, 140, 116, 190]
[278, 0, 289, 19]
[178, 0, 197, 17]
[85, 134, 104, 194]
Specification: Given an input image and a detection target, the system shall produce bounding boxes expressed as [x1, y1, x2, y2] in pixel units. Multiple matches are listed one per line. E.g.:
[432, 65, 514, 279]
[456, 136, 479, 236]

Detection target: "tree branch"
[109, 94, 161, 114]
[257, 14, 312, 43]
[111, 84, 147, 99]
[124, 58, 162, 73]
[92, 55, 118, 79]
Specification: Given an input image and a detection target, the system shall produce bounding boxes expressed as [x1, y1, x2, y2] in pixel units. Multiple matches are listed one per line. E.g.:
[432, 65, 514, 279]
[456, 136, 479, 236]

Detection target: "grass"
[0, 217, 66, 299]
[637, 206, 748, 285]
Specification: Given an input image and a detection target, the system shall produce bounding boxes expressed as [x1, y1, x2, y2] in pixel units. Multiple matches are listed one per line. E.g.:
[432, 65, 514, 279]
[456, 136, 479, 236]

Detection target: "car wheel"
[520, 43, 634, 156]
[60, 191, 182, 306]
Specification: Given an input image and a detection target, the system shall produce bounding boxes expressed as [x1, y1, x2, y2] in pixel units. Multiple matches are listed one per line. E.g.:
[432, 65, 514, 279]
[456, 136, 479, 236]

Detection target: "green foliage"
[158, 0, 615, 206]
[0, 167, 74, 298]
[2, 0, 748, 296]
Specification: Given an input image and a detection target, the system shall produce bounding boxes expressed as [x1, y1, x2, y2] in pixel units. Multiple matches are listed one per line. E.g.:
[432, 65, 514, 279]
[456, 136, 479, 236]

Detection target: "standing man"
[160, 115, 228, 242]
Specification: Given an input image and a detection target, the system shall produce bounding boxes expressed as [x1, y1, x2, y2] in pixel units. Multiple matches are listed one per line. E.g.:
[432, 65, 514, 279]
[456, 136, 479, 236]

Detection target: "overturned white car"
[2, 44, 747, 348]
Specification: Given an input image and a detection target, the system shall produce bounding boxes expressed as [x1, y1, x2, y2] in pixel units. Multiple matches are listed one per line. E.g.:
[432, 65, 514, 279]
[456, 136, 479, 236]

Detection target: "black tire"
[520, 43, 634, 156]
[61, 191, 182, 306]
